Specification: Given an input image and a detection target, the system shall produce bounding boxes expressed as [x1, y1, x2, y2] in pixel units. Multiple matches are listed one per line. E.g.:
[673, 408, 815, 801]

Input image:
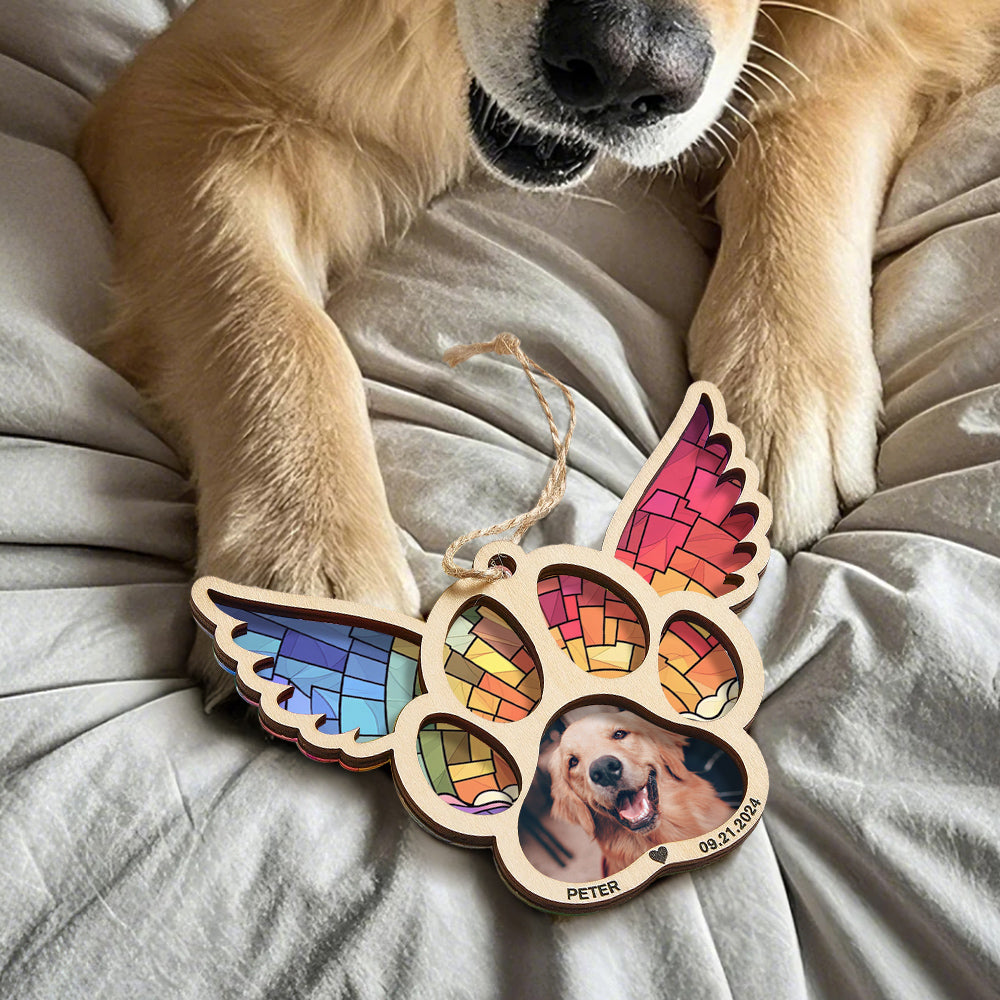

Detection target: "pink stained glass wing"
[613, 401, 759, 599]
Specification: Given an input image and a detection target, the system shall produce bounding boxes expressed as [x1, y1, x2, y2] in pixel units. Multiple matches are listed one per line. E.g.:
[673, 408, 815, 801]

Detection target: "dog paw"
[689, 305, 881, 555]
[193, 512, 421, 710]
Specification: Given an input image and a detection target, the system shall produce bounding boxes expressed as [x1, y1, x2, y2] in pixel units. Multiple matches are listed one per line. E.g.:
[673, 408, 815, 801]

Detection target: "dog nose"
[589, 755, 623, 787]
[540, 0, 714, 125]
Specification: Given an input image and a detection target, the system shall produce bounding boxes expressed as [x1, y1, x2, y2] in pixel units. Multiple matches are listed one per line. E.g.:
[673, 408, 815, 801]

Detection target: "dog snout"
[589, 754, 623, 787]
[539, 0, 714, 125]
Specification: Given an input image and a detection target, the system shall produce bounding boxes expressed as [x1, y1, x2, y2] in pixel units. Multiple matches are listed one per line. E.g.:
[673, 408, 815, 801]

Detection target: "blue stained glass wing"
[205, 594, 421, 743]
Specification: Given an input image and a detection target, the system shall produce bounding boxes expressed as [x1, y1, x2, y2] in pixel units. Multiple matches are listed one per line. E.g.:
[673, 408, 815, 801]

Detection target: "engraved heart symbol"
[648, 846, 669, 864]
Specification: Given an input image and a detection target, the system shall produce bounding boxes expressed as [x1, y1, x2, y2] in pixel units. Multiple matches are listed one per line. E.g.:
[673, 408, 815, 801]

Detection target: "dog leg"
[82, 120, 466, 706]
[77, 0, 473, 706]
[688, 55, 920, 553]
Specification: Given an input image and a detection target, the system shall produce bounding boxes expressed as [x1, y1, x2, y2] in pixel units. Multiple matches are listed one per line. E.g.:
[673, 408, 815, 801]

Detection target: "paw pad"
[417, 719, 520, 815]
[443, 600, 541, 722]
[539, 573, 647, 676]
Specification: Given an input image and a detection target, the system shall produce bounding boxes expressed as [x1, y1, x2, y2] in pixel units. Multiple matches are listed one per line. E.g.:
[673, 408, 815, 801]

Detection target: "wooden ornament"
[191, 381, 771, 912]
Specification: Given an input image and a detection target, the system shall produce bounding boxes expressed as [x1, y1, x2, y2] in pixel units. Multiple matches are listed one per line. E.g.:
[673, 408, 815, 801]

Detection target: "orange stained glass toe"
[538, 573, 647, 676]
[659, 618, 740, 719]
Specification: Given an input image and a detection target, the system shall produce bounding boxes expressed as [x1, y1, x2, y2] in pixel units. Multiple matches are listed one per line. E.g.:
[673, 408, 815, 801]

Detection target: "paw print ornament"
[192, 341, 771, 912]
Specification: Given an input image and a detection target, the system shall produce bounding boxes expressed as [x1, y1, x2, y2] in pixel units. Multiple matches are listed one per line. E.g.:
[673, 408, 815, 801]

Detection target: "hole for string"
[488, 554, 517, 578]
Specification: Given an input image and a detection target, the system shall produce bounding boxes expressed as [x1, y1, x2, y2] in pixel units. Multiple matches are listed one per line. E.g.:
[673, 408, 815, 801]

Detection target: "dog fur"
[78, 1, 1000, 704]
[548, 711, 732, 875]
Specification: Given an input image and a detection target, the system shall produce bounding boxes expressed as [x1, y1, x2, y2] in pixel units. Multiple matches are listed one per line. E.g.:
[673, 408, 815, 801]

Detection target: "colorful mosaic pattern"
[538, 574, 647, 676]
[444, 602, 541, 722]
[417, 721, 519, 815]
[211, 596, 419, 741]
[659, 618, 739, 719]
[615, 401, 757, 599]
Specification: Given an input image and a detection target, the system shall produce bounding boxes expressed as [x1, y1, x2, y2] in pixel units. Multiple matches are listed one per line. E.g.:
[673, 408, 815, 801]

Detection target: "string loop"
[441, 334, 576, 581]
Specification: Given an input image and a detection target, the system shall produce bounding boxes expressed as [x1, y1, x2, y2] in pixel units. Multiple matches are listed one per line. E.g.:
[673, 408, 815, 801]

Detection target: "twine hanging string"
[441, 334, 577, 581]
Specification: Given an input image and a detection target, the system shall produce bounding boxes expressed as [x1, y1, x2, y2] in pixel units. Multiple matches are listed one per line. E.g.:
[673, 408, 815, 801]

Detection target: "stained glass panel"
[417, 721, 519, 815]
[443, 601, 541, 722]
[211, 596, 419, 741]
[538, 573, 647, 676]
[614, 401, 756, 599]
[659, 618, 739, 719]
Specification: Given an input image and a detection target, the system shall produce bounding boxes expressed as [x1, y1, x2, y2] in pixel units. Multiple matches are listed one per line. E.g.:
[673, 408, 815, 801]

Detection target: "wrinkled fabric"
[1, 2, 998, 998]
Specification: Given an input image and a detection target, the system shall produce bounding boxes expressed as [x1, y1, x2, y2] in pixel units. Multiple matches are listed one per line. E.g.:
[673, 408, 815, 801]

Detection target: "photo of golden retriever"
[519, 708, 737, 878]
[77, 0, 1000, 707]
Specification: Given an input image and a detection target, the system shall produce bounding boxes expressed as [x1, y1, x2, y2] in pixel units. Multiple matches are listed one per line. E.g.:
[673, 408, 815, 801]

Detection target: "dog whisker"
[724, 101, 764, 157]
[497, 121, 523, 152]
[731, 81, 762, 111]
[738, 66, 779, 103]
[756, 7, 788, 45]
[713, 120, 742, 161]
[743, 59, 797, 98]
[760, 1, 869, 45]
[705, 125, 734, 167]
[485, 98, 501, 133]
[556, 191, 621, 210]
[750, 39, 812, 82]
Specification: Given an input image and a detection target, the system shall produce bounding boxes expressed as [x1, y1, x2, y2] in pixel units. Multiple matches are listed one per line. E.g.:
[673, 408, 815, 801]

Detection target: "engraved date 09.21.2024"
[699, 798, 763, 854]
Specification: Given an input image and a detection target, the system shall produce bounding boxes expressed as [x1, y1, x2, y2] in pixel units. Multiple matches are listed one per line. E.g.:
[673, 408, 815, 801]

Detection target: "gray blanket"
[1, 2, 999, 997]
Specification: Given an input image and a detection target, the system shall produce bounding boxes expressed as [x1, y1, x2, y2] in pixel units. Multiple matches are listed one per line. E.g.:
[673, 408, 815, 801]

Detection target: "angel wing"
[598, 383, 771, 720]
[603, 382, 771, 610]
[191, 577, 423, 762]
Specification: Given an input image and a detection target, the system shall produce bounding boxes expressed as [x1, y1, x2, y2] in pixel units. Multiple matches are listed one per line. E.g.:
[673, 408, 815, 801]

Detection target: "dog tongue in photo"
[619, 785, 652, 824]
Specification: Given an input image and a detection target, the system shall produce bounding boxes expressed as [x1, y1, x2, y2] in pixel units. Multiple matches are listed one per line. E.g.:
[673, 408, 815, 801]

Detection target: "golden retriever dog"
[78, 0, 1000, 704]
[548, 711, 732, 875]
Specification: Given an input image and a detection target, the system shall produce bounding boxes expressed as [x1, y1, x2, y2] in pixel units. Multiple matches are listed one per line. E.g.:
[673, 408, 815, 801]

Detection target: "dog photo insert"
[519, 705, 744, 880]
